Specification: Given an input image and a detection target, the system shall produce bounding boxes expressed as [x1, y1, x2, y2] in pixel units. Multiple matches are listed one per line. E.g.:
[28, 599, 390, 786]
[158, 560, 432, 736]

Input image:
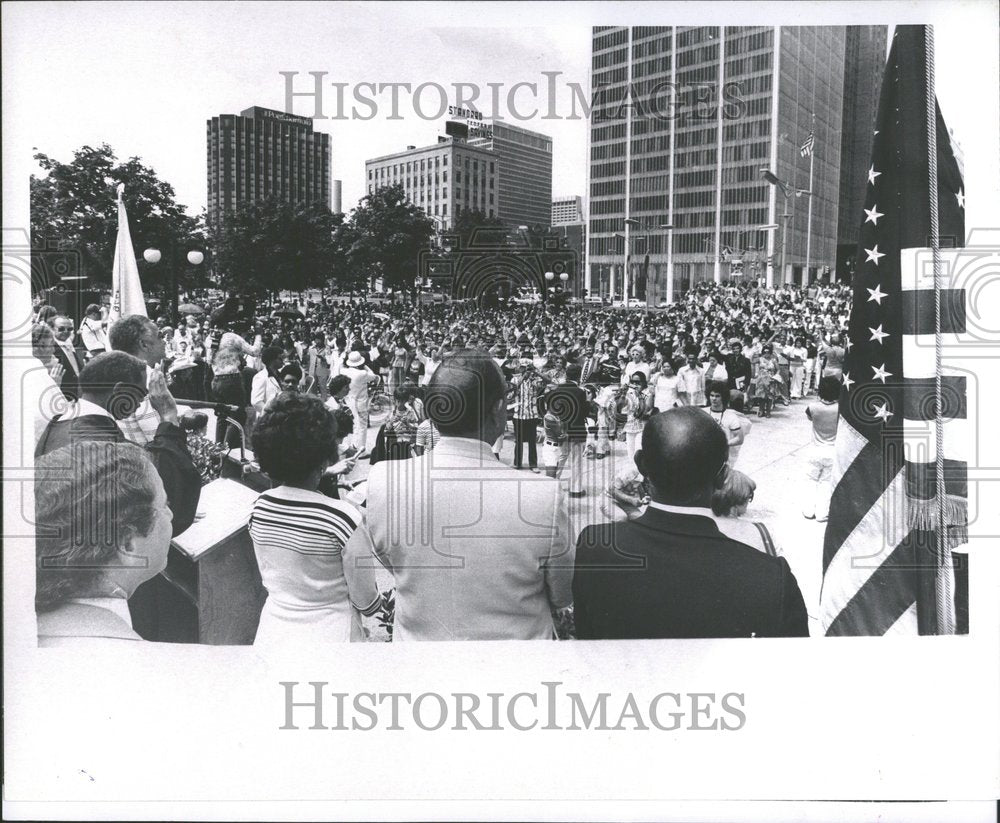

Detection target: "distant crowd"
[29, 280, 849, 645]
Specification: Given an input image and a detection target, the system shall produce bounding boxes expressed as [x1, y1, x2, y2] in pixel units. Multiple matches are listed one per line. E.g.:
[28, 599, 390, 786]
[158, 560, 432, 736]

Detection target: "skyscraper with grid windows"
[586, 25, 886, 304]
[207, 106, 332, 229]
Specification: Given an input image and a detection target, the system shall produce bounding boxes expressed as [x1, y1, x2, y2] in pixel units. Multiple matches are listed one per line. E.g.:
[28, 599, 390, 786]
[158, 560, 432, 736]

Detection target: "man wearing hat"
[341, 349, 377, 457]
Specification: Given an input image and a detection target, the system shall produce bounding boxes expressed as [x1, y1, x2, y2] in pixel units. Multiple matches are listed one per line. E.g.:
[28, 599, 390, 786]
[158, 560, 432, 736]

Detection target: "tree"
[210, 199, 344, 297]
[450, 208, 507, 247]
[30, 144, 201, 293]
[341, 184, 434, 293]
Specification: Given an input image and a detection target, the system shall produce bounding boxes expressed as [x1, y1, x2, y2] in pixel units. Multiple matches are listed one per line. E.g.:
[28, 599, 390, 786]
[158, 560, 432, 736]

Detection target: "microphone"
[175, 399, 240, 414]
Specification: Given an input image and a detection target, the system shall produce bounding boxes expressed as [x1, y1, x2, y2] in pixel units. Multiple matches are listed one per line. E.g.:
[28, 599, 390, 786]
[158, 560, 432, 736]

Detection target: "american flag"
[799, 132, 815, 157]
[819, 26, 967, 636]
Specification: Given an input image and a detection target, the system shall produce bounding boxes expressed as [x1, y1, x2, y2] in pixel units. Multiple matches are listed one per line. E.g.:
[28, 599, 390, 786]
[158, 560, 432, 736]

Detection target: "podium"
[153, 479, 266, 645]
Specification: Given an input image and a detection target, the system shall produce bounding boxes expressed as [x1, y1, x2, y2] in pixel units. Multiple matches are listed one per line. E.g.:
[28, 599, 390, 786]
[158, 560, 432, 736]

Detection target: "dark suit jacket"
[573, 507, 809, 638]
[53, 342, 86, 401]
[36, 414, 202, 538]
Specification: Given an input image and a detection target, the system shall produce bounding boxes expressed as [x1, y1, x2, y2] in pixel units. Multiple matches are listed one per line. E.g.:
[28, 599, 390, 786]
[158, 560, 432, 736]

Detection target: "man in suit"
[578, 337, 602, 386]
[36, 351, 202, 539]
[51, 315, 86, 400]
[345, 349, 574, 640]
[36, 350, 203, 641]
[573, 406, 808, 639]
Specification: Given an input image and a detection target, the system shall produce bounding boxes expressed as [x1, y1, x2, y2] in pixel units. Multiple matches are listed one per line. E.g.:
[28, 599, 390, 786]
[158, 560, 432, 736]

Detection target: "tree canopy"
[211, 198, 345, 296]
[30, 144, 202, 293]
[340, 184, 434, 292]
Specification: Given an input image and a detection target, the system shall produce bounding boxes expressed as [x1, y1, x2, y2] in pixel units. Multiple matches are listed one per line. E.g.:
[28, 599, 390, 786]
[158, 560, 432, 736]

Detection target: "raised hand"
[147, 367, 179, 424]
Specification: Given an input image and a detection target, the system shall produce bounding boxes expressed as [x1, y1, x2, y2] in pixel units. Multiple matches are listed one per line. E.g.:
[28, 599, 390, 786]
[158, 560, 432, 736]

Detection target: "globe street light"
[143, 244, 203, 322]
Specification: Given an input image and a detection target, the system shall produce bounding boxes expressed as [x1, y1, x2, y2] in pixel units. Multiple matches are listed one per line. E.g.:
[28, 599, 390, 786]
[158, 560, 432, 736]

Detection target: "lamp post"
[760, 168, 810, 287]
[544, 270, 554, 305]
[143, 245, 204, 323]
[624, 218, 673, 308]
[755, 223, 779, 286]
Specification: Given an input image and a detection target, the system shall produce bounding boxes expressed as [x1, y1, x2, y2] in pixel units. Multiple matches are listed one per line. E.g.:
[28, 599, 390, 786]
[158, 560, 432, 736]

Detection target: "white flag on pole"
[107, 183, 146, 343]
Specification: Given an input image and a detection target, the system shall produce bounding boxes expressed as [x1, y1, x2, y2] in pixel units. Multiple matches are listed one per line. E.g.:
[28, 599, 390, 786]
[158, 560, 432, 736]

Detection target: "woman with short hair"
[35, 442, 173, 646]
[250, 393, 380, 647]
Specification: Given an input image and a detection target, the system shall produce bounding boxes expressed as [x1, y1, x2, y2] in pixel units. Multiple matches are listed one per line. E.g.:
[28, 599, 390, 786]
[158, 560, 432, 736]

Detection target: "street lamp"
[143, 244, 203, 322]
[760, 168, 811, 286]
[544, 270, 554, 304]
[755, 223, 779, 286]
[622, 219, 673, 307]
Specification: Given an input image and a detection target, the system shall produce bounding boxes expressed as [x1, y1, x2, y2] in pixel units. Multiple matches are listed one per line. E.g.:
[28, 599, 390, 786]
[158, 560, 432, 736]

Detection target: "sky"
[3, 1, 997, 223]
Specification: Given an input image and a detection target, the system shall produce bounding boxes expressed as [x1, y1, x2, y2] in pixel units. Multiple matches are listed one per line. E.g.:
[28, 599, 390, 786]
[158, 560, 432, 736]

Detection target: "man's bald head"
[425, 348, 507, 441]
[636, 407, 729, 505]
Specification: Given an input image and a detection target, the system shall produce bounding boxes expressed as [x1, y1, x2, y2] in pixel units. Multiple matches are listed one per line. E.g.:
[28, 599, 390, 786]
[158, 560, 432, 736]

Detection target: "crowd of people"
[29, 279, 851, 645]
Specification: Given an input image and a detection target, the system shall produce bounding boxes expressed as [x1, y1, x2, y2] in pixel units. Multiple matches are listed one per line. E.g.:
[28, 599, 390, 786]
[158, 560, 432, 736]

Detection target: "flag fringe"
[907, 494, 968, 543]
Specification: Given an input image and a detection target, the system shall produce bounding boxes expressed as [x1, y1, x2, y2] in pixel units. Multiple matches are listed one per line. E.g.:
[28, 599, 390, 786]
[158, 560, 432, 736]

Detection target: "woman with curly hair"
[249, 392, 381, 648]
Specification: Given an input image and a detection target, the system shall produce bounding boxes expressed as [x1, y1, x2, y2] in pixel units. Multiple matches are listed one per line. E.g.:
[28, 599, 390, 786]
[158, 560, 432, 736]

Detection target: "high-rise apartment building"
[586, 25, 887, 304]
[364, 138, 499, 229]
[470, 121, 553, 229]
[552, 195, 584, 225]
[206, 106, 331, 227]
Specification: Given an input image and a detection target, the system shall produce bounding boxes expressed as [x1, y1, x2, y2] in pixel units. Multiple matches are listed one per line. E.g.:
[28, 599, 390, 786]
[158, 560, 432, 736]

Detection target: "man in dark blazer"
[36, 351, 202, 539]
[36, 350, 204, 641]
[573, 406, 809, 638]
[51, 314, 87, 401]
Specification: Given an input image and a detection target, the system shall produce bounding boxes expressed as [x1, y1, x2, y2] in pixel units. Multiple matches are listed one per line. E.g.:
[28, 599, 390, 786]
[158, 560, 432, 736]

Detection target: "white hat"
[346, 351, 365, 367]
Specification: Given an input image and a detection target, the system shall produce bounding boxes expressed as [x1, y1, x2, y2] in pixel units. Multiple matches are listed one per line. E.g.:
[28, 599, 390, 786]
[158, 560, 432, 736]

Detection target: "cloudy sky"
[3, 1, 996, 222]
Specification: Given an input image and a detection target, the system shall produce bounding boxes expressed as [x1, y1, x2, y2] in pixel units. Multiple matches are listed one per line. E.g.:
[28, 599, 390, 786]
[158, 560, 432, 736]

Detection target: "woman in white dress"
[652, 359, 681, 412]
[249, 393, 381, 649]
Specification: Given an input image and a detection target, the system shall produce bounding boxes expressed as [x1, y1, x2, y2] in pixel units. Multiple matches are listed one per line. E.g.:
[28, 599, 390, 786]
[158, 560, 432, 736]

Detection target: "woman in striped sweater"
[249, 392, 381, 648]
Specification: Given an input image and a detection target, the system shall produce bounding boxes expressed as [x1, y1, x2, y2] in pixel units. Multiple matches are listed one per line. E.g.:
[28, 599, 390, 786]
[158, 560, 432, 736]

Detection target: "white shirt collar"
[66, 397, 114, 420]
[67, 596, 134, 628]
[646, 501, 716, 519]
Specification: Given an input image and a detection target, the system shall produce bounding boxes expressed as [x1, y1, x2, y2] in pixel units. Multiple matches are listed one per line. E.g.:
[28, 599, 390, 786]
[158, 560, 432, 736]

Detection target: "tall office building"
[836, 26, 889, 282]
[469, 120, 553, 229]
[206, 106, 331, 228]
[364, 137, 499, 229]
[552, 195, 584, 225]
[586, 25, 888, 304]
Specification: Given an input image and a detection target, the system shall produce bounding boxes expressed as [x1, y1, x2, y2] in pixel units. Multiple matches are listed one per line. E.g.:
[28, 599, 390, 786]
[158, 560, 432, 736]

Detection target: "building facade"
[552, 195, 584, 225]
[470, 121, 553, 229]
[586, 25, 887, 304]
[206, 106, 331, 227]
[364, 138, 499, 229]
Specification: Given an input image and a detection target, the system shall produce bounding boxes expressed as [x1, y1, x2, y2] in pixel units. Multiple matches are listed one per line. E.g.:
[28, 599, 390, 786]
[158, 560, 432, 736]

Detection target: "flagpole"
[925, 25, 955, 635]
[804, 117, 815, 286]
